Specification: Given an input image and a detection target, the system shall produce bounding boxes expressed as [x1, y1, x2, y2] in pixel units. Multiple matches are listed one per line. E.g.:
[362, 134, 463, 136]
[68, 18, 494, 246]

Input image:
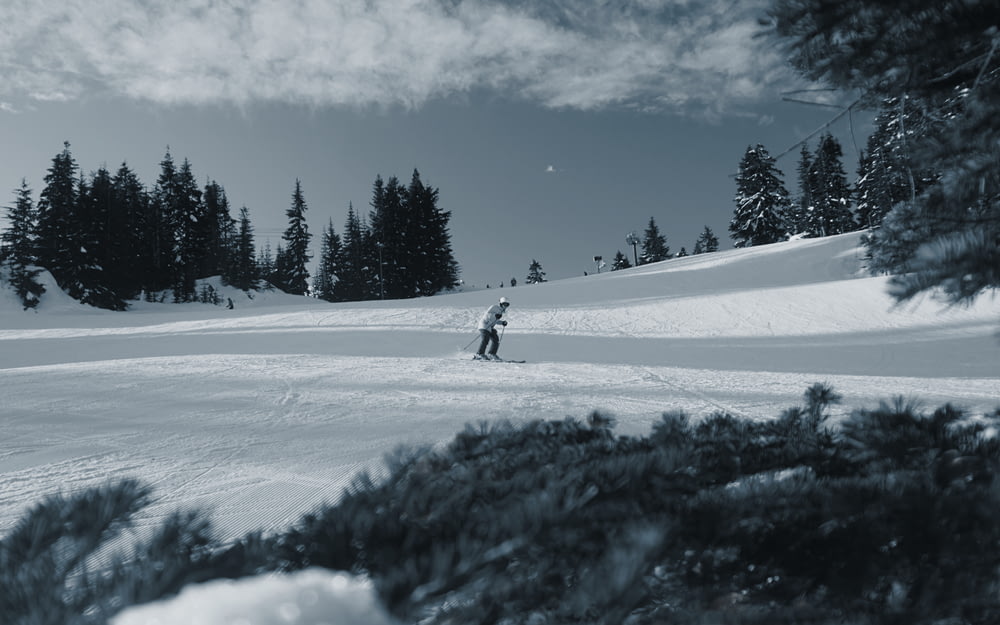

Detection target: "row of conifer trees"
[0, 143, 461, 310]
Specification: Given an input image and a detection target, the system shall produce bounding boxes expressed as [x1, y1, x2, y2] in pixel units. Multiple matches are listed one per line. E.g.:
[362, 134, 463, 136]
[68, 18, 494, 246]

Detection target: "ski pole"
[462, 333, 480, 351]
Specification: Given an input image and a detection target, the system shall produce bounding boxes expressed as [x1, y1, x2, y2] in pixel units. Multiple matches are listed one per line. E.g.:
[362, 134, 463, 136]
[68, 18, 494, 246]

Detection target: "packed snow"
[1, 233, 998, 619]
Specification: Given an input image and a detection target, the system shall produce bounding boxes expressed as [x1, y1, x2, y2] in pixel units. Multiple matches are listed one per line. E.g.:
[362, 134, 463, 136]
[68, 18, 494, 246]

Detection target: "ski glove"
[495, 313, 503, 319]
[500, 320, 507, 326]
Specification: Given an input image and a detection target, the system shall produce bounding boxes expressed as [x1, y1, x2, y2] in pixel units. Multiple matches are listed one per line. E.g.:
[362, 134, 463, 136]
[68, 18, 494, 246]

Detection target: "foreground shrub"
[3, 386, 999, 625]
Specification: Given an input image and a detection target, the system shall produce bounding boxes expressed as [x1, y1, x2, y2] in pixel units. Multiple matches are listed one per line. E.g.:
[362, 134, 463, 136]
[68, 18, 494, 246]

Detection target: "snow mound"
[111, 569, 398, 625]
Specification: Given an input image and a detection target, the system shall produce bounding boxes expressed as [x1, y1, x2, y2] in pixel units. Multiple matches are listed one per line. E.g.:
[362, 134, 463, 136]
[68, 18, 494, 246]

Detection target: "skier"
[474, 296, 510, 360]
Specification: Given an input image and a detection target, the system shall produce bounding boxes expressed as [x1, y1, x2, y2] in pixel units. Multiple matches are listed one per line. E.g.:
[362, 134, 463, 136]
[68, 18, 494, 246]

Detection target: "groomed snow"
[1, 232, 998, 547]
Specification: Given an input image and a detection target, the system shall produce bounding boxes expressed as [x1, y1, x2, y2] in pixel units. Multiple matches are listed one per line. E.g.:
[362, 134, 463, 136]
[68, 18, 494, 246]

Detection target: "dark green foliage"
[641, 216, 671, 262]
[768, 0, 1000, 305]
[693, 225, 720, 255]
[0, 480, 272, 625]
[273, 179, 312, 296]
[332, 202, 373, 301]
[2, 145, 262, 310]
[227, 206, 259, 291]
[611, 249, 632, 270]
[2, 180, 45, 309]
[7, 387, 1000, 625]
[788, 136, 854, 239]
[526, 258, 546, 283]
[366, 171, 460, 300]
[314, 218, 341, 302]
[809, 133, 856, 236]
[731, 144, 792, 247]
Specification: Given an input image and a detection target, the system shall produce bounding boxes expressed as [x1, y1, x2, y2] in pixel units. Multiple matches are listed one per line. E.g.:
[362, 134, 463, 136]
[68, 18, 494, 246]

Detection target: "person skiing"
[474, 296, 510, 360]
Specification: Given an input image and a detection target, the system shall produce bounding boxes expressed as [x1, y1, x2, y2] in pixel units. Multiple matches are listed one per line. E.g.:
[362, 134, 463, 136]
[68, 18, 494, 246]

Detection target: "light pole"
[625, 232, 640, 266]
[377, 241, 385, 300]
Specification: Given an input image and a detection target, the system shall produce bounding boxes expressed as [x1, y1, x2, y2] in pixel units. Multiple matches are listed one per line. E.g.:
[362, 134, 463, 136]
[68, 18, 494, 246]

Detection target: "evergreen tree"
[369, 175, 407, 298]
[807, 133, 856, 236]
[730, 144, 791, 247]
[692, 226, 719, 254]
[2, 180, 45, 308]
[109, 163, 148, 300]
[610, 250, 632, 271]
[855, 97, 937, 230]
[202, 180, 234, 280]
[230, 206, 258, 291]
[640, 216, 670, 263]
[147, 150, 181, 295]
[526, 259, 546, 284]
[170, 159, 207, 302]
[35, 142, 81, 296]
[789, 144, 816, 235]
[314, 218, 341, 302]
[272, 243, 288, 291]
[770, 0, 999, 304]
[404, 170, 461, 296]
[76, 167, 125, 309]
[334, 203, 372, 302]
[276, 180, 312, 295]
[257, 240, 275, 288]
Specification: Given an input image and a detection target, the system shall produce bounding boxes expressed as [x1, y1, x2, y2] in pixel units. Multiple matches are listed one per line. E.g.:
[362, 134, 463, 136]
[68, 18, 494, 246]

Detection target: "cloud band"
[0, 0, 798, 116]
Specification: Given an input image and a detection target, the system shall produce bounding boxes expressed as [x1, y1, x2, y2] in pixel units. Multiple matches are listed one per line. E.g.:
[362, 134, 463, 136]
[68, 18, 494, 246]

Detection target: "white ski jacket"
[477, 303, 506, 331]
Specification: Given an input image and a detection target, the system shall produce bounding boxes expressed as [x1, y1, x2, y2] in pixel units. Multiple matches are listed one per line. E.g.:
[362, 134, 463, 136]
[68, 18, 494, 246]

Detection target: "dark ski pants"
[477, 329, 500, 355]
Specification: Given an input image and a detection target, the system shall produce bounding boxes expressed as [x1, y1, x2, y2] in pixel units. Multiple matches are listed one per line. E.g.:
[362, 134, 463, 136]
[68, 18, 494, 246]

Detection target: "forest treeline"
[0, 144, 460, 310]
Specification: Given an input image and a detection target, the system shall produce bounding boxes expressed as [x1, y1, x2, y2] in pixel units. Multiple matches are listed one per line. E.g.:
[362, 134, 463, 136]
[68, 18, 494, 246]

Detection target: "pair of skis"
[471, 355, 526, 363]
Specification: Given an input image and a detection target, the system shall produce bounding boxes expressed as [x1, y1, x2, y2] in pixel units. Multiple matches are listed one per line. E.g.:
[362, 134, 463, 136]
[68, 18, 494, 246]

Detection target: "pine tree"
[277, 180, 312, 295]
[855, 97, 937, 230]
[230, 206, 258, 291]
[170, 159, 207, 302]
[202, 180, 235, 280]
[2, 180, 45, 308]
[369, 176, 407, 299]
[526, 259, 546, 284]
[730, 144, 791, 247]
[314, 218, 341, 302]
[610, 250, 632, 271]
[257, 240, 275, 288]
[109, 163, 148, 301]
[770, 0, 999, 304]
[808, 133, 856, 236]
[640, 217, 670, 263]
[692, 226, 719, 254]
[147, 150, 181, 296]
[334, 203, 372, 302]
[35, 142, 82, 296]
[404, 170, 460, 296]
[76, 167, 125, 309]
[789, 144, 816, 235]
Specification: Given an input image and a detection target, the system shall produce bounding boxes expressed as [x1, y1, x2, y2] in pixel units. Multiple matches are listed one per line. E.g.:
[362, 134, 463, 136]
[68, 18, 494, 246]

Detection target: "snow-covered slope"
[1, 232, 997, 543]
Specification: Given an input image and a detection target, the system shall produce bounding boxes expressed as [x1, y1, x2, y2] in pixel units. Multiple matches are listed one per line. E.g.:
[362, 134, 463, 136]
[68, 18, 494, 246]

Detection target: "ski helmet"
[499, 296, 509, 306]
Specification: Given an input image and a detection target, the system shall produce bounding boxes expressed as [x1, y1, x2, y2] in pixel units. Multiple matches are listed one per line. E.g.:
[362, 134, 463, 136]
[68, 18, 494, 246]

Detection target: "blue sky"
[0, 0, 869, 288]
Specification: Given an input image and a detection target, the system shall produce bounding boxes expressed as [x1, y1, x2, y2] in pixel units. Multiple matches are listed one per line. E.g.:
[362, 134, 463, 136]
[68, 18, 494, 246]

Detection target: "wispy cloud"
[0, 0, 802, 117]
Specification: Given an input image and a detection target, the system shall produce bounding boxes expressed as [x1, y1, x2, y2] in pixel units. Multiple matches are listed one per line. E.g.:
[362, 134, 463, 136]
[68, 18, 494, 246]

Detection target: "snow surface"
[111, 568, 398, 625]
[1, 232, 998, 547]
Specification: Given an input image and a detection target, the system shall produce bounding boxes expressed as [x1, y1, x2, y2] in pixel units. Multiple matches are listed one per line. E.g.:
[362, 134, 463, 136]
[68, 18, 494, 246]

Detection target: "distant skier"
[474, 296, 510, 360]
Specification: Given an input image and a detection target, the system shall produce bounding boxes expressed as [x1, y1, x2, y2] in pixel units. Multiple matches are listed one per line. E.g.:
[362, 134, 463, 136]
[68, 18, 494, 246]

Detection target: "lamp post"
[625, 232, 640, 266]
[377, 241, 385, 300]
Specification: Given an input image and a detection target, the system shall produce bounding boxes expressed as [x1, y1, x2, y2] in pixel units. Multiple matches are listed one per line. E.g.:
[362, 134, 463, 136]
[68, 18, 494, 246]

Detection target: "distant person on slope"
[474, 296, 510, 360]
